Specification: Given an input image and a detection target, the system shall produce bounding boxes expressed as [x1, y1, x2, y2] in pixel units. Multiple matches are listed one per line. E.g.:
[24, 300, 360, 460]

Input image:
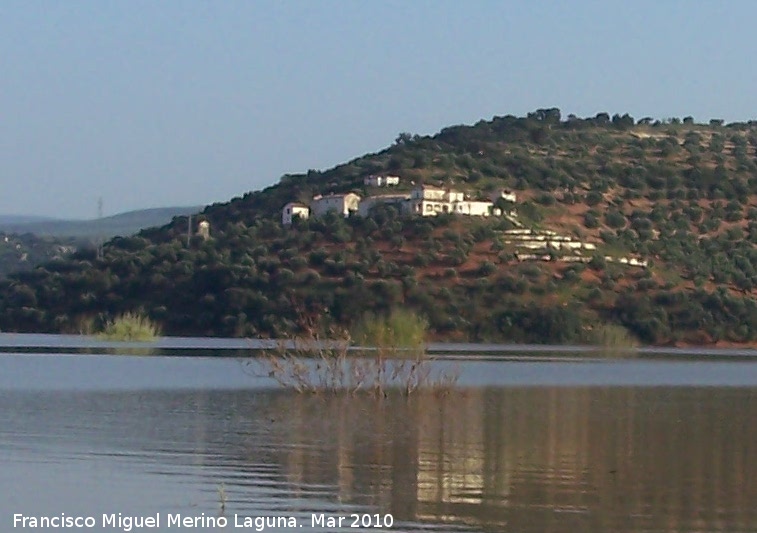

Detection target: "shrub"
[605, 210, 627, 229]
[477, 261, 497, 276]
[254, 308, 456, 396]
[586, 191, 603, 206]
[584, 213, 599, 228]
[536, 192, 556, 206]
[587, 323, 638, 355]
[352, 308, 427, 356]
[99, 312, 161, 342]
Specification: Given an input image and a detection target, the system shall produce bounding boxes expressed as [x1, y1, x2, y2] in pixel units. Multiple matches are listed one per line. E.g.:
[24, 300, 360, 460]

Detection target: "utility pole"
[187, 214, 192, 247]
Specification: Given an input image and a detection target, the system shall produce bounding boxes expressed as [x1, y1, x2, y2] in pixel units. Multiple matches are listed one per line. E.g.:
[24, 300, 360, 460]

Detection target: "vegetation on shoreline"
[352, 308, 427, 357]
[587, 323, 638, 357]
[255, 308, 457, 395]
[3, 110, 757, 345]
[98, 312, 161, 342]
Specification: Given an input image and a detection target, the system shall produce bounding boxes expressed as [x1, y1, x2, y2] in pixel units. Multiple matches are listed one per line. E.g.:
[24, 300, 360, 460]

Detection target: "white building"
[310, 193, 361, 218]
[198, 220, 211, 239]
[283, 186, 502, 224]
[409, 185, 451, 215]
[408, 185, 494, 217]
[282, 202, 310, 225]
[411, 185, 447, 201]
[454, 200, 493, 217]
[364, 175, 401, 187]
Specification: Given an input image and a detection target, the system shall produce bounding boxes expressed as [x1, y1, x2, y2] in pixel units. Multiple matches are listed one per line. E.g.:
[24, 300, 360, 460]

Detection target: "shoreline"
[1, 332, 757, 356]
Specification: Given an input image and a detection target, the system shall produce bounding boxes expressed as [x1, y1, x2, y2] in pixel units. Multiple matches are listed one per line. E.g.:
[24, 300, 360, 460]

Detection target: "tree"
[612, 113, 634, 130]
[594, 112, 610, 125]
[527, 107, 561, 124]
[395, 132, 413, 146]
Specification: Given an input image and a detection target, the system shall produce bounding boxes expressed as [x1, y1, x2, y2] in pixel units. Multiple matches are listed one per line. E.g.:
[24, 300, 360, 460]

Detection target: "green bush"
[587, 323, 638, 354]
[584, 213, 599, 228]
[351, 308, 428, 354]
[99, 312, 161, 342]
[605, 210, 627, 229]
[478, 261, 497, 276]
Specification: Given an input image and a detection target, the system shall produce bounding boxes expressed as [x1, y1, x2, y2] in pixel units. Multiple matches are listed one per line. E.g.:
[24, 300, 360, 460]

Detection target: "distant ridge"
[0, 215, 56, 225]
[0, 206, 203, 238]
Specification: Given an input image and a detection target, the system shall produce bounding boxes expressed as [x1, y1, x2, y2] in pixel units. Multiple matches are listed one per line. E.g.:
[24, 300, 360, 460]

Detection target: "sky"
[2, 0, 757, 219]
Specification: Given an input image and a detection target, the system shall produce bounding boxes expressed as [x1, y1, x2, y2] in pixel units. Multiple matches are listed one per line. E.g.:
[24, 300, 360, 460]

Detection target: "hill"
[0, 206, 203, 278]
[3, 109, 757, 346]
[0, 232, 83, 280]
[0, 206, 203, 238]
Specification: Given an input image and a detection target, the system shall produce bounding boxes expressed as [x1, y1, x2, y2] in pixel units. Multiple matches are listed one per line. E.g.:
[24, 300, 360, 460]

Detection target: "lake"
[1, 334, 757, 532]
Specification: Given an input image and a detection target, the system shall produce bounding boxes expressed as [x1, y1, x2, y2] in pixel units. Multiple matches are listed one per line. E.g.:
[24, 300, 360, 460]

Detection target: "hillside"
[0, 206, 204, 279]
[0, 206, 203, 238]
[3, 109, 757, 345]
[0, 233, 83, 279]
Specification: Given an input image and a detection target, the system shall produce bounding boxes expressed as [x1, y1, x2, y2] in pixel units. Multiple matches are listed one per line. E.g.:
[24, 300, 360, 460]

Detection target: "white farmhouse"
[364, 175, 401, 187]
[282, 202, 310, 225]
[408, 185, 494, 217]
[409, 185, 451, 215]
[310, 193, 361, 218]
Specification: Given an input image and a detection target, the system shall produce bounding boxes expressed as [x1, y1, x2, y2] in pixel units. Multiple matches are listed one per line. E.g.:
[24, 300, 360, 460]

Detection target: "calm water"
[1, 336, 757, 532]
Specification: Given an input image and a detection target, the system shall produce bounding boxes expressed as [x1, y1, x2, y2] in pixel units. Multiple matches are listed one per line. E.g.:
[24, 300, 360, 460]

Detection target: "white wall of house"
[311, 193, 361, 218]
[457, 201, 493, 216]
[406, 186, 496, 217]
[282, 203, 310, 225]
[365, 175, 401, 187]
[447, 190, 465, 203]
[411, 199, 494, 217]
[411, 186, 447, 201]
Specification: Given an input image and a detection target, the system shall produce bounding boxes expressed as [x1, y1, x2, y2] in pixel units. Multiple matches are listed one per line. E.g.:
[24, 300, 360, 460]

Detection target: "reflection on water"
[256, 389, 757, 532]
[2, 381, 757, 532]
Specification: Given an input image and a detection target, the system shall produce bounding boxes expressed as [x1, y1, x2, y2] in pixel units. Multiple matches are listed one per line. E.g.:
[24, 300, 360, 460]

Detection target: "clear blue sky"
[2, 0, 756, 219]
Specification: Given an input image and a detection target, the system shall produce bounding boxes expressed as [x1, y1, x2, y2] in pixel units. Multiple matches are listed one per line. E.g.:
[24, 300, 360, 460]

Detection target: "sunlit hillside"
[3, 110, 757, 345]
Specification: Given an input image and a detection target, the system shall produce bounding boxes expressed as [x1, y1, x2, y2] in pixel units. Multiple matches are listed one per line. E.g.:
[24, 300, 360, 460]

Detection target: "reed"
[588, 323, 638, 356]
[75, 316, 97, 336]
[99, 312, 161, 342]
[351, 308, 427, 357]
[218, 483, 227, 512]
[254, 308, 458, 396]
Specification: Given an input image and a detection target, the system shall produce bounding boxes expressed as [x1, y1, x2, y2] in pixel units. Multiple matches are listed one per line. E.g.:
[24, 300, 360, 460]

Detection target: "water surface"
[1, 345, 756, 532]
